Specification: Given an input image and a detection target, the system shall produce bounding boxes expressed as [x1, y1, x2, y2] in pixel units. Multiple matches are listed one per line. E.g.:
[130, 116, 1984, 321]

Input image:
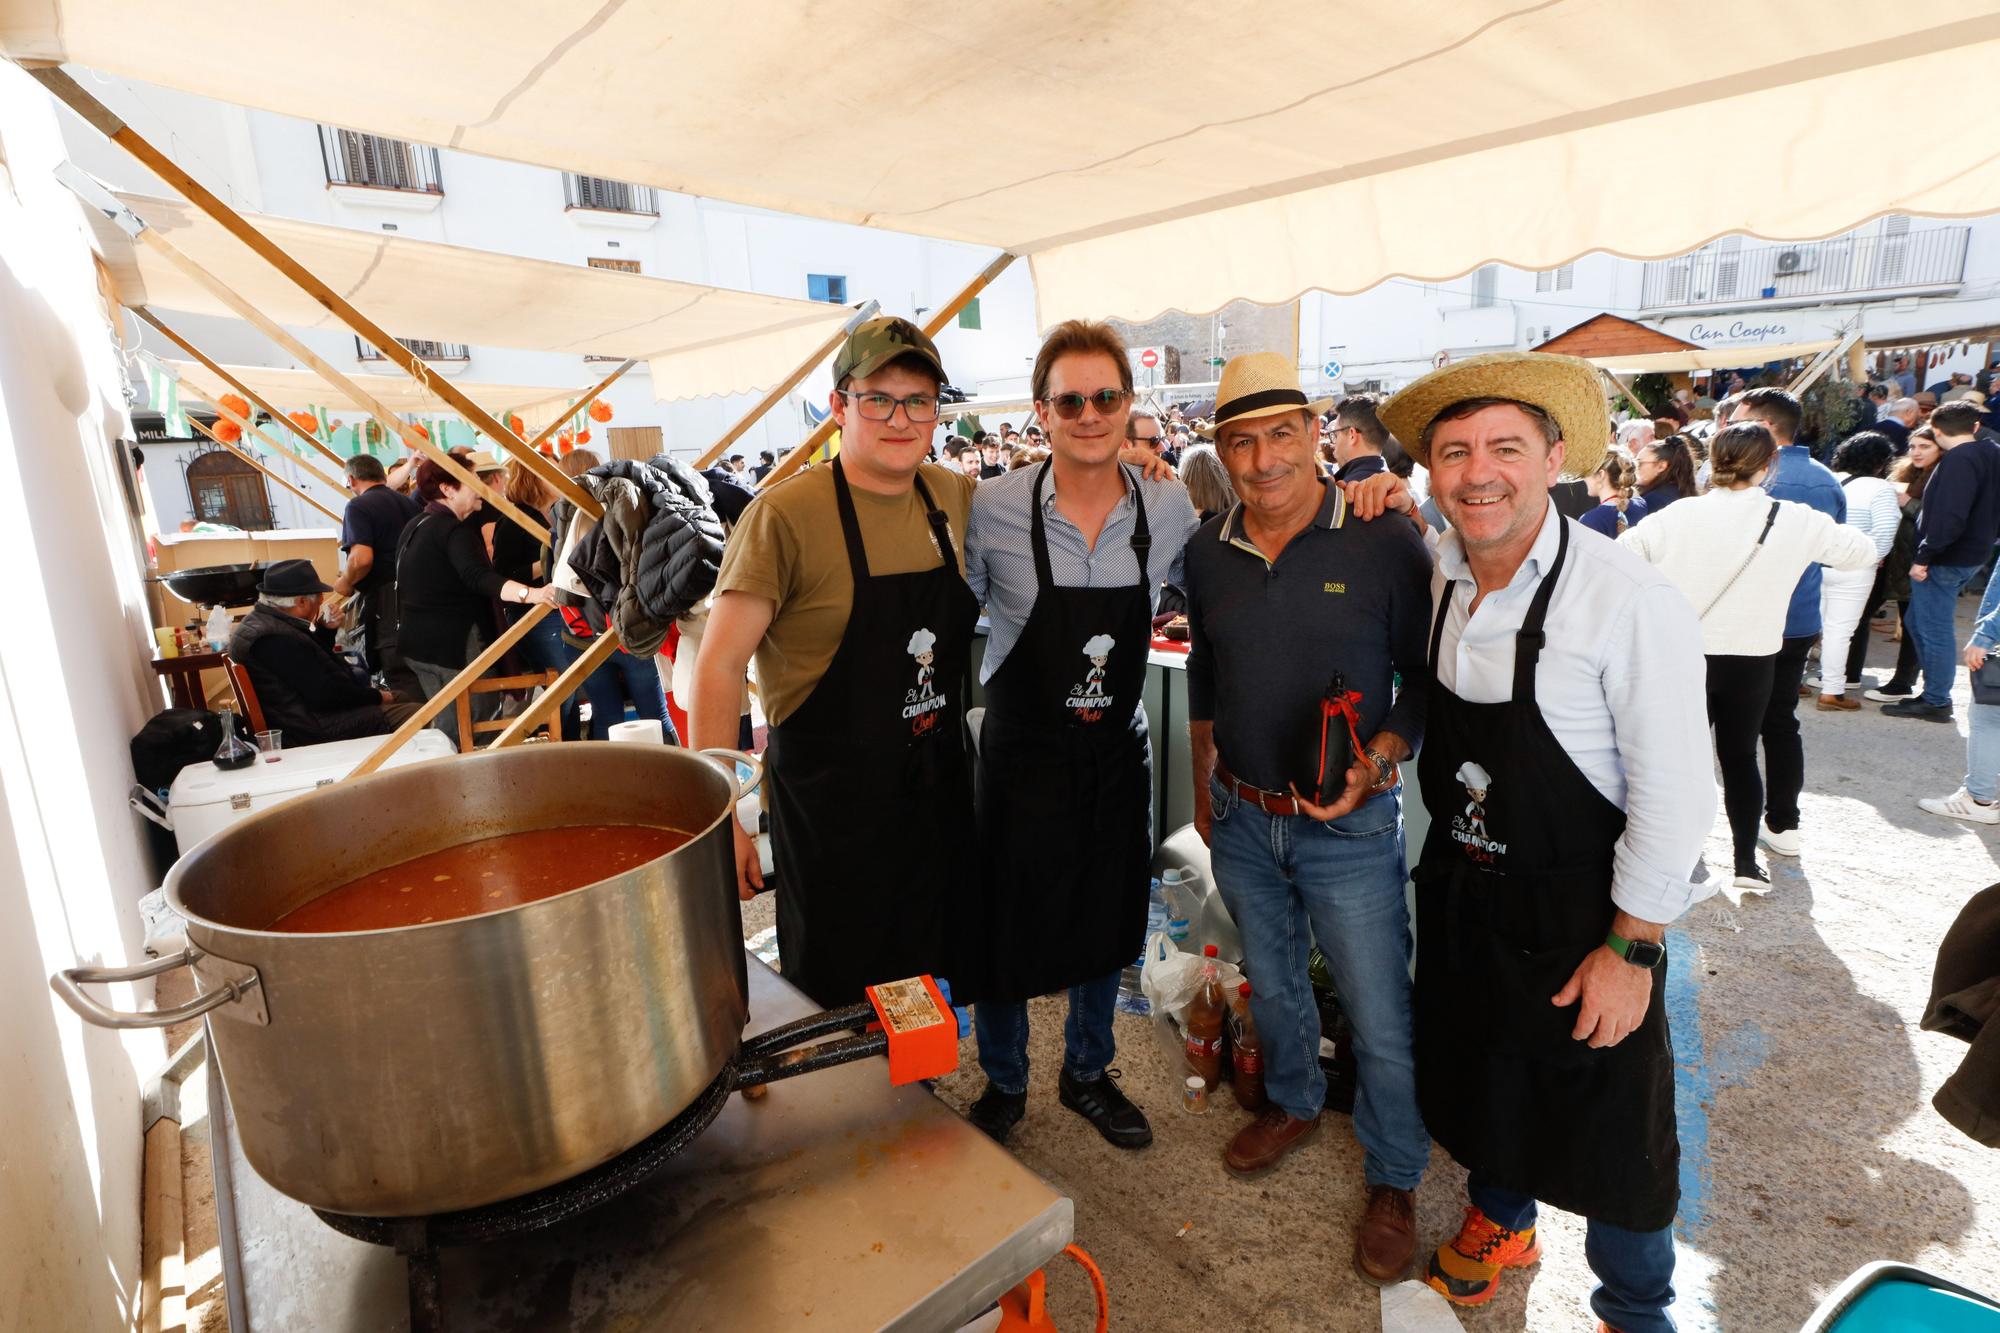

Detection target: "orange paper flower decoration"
[212, 418, 243, 445]
[287, 411, 319, 436]
[587, 399, 613, 423]
[507, 413, 526, 437]
[219, 393, 250, 420]
[575, 428, 591, 445]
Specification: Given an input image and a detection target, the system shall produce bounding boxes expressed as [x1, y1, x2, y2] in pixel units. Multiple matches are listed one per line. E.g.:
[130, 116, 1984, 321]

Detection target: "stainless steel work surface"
[213, 953, 1073, 1331]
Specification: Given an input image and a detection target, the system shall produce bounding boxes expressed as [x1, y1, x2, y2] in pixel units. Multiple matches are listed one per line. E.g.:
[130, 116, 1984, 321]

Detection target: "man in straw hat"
[1356, 352, 1716, 1332]
[1182, 351, 1436, 1283]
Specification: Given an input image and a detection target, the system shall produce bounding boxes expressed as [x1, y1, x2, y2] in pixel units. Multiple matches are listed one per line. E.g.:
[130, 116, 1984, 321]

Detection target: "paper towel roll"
[607, 719, 665, 745]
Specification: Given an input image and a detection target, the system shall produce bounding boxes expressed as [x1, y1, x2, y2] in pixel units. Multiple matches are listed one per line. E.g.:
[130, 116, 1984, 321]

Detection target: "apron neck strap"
[1027, 461, 1151, 587]
[1427, 512, 1572, 705]
[830, 458, 958, 581]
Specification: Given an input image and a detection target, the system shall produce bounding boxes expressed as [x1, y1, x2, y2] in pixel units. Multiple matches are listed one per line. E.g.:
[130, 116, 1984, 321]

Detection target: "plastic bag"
[137, 887, 188, 958]
[1138, 933, 1246, 1025]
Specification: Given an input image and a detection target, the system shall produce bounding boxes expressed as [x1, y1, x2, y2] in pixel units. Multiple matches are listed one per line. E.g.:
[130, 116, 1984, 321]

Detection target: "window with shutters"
[1470, 265, 1499, 308]
[808, 274, 848, 304]
[355, 336, 469, 362]
[957, 297, 982, 330]
[588, 257, 643, 274]
[318, 127, 442, 193]
[563, 173, 658, 216]
[1533, 265, 1574, 293]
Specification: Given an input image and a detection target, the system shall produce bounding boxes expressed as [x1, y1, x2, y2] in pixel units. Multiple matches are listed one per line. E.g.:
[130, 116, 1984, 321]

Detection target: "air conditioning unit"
[1774, 247, 1818, 276]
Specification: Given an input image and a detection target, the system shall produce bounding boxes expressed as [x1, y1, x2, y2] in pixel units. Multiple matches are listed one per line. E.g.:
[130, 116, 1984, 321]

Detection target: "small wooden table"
[150, 651, 227, 710]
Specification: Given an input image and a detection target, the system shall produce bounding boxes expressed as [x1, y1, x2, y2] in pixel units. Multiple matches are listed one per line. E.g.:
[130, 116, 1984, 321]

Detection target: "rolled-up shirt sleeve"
[1603, 581, 1719, 922]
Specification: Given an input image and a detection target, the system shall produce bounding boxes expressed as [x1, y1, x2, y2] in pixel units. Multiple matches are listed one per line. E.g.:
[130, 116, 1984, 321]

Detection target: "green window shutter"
[957, 297, 982, 330]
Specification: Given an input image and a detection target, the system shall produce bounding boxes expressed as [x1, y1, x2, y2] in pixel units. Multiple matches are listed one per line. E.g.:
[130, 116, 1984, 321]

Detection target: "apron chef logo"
[1065, 633, 1115, 723]
[1452, 760, 1507, 863]
[903, 627, 948, 736]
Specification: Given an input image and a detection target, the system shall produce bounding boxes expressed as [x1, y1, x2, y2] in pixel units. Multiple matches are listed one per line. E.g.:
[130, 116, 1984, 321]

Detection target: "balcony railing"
[319, 126, 443, 194]
[564, 173, 658, 216]
[1640, 226, 1969, 310]
[356, 336, 469, 362]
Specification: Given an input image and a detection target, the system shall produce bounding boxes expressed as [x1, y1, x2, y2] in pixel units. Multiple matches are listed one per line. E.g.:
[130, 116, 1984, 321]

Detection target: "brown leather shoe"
[1817, 693, 1861, 711]
[1354, 1184, 1417, 1283]
[1222, 1108, 1320, 1178]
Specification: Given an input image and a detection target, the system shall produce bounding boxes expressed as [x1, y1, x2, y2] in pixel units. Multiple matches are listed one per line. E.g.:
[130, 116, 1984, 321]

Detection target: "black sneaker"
[1864, 681, 1918, 702]
[1880, 697, 1954, 722]
[965, 1083, 1027, 1144]
[1058, 1067, 1153, 1149]
[1732, 863, 1771, 894]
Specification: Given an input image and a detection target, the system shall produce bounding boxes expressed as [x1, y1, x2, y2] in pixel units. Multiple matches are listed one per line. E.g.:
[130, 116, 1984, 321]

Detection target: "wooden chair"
[220, 655, 267, 734]
[455, 670, 565, 753]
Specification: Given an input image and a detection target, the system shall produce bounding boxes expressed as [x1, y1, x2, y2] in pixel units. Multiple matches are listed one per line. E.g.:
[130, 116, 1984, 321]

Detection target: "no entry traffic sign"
[1140, 348, 1159, 368]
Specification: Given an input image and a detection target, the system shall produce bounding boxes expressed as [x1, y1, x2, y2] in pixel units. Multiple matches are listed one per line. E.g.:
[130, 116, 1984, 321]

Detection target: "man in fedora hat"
[1182, 351, 1436, 1283]
[1355, 352, 1715, 1333]
[228, 559, 420, 745]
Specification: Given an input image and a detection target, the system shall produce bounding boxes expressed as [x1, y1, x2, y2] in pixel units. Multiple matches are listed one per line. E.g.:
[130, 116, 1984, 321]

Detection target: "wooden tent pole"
[184, 415, 343, 524]
[163, 363, 353, 500]
[489, 629, 623, 748]
[133, 226, 551, 545]
[692, 301, 880, 469]
[348, 604, 554, 778]
[132, 306, 348, 469]
[1787, 330, 1863, 397]
[31, 67, 598, 521]
[756, 254, 1016, 491]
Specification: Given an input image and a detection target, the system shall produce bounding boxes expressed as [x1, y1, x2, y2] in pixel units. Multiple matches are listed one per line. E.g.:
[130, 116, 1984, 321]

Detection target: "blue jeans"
[505, 604, 581, 740]
[1469, 1176, 1677, 1333]
[974, 969, 1120, 1094]
[1911, 562, 1980, 706]
[1206, 778, 1429, 1190]
[573, 642, 677, 742]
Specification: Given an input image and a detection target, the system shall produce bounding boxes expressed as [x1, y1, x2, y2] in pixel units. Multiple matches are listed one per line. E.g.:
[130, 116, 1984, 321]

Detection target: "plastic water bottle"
[1162, 867, 1193, 947]
[1116, 877, 1172, 1015]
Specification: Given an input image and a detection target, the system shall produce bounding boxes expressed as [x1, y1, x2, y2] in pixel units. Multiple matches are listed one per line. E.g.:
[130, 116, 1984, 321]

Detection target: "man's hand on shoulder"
[1340, 473, 1421, 530]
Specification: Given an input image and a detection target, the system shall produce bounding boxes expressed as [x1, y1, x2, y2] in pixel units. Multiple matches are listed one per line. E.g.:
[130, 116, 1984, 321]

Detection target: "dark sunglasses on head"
[1040, 388, 1132, 420]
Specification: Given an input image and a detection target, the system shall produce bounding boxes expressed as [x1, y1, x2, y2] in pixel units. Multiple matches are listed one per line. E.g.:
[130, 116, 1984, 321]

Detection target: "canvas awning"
[11, 3, 2000, 328]
[1588, 340, 1842, 374]
[87, 193, 851, 400]
[159, 360, 575, 421]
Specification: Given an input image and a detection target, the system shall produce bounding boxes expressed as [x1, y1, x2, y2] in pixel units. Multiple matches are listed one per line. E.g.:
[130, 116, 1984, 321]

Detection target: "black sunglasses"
[1040, 388, 1132, 420]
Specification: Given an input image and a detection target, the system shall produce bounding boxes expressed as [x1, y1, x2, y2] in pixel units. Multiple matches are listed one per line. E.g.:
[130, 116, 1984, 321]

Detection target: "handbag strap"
[1697, 501, 1782, 622]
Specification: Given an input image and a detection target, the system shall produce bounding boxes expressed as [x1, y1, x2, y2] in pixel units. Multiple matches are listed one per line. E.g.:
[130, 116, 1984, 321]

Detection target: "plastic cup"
[1181, 1075, 1209, 1115]
[255, 729, 282, 761]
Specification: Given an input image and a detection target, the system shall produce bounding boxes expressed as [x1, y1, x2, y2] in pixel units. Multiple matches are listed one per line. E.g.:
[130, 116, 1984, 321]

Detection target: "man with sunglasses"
[961, 320, 1200, 1149]
[692, 317, 979, 1009]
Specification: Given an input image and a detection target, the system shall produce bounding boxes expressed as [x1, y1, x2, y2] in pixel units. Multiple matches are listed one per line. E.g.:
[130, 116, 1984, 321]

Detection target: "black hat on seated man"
[260, 558, 333, 597]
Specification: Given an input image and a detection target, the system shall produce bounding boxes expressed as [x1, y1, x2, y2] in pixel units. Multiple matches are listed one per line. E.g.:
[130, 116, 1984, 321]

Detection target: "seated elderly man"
[229, 559, 418, 744]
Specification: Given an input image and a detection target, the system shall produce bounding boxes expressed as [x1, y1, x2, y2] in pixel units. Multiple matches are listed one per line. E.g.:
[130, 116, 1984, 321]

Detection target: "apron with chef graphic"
[1412, 517, 1680, 1232]
[763, 458, 979, 1010]
[974, 462, 1154, 1003]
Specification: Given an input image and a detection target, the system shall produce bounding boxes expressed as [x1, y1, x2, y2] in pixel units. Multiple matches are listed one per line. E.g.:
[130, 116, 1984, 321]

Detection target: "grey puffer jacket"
[555, 456, 726, 656]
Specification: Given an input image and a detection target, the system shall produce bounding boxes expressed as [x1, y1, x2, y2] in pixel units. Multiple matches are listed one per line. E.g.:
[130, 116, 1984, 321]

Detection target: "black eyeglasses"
[1040, 388, 1132, 420]
[839, 390, 941, 423]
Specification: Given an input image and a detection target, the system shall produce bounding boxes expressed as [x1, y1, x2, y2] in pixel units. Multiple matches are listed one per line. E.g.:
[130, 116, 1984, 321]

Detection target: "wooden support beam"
[518, 358, 638, 459]
[134, 225, 551, 545]
[30, 67, 599, 523]
[756, 254, 1016, 491]
[349, 604, 553, 778]
[165, 363, 352, 501]
[185, 415, 344, 524]
[138, 1116, 184, 1333]
[693, 301, 879, 469]
[1787, 329, 1864, 397]
[132, 305, 347, 470]
[490, 628, 623, 748]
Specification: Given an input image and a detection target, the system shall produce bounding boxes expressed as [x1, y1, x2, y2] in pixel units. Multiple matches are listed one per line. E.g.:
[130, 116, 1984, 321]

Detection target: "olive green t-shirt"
[714, 461, 975, 726]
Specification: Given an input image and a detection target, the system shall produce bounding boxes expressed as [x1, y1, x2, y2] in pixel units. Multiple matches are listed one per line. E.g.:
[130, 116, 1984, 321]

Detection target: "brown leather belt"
[1214, 762, 1312, 816]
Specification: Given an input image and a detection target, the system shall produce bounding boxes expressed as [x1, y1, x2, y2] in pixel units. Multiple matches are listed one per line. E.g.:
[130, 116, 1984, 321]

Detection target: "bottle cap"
[1239, 982, 1252, 997]
[1162, 867, 1182, 884]
[1185, 1076, 1204, 1090]
[1203, 944, 1219, 957]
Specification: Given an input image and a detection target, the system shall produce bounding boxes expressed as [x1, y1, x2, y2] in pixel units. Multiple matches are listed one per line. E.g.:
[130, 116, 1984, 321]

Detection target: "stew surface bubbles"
[269, 824, 691, 933]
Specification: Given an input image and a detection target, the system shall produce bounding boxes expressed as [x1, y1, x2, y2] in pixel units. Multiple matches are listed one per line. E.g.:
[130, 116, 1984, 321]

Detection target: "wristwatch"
[1363, 747, 1397, 789]
[1606, 930, 1666, 970]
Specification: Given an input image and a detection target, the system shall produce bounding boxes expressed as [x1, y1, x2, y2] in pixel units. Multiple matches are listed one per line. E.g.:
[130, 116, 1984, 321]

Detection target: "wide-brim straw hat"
[1380, 352, 1608, 477]
[1198, 353, 1332, 439]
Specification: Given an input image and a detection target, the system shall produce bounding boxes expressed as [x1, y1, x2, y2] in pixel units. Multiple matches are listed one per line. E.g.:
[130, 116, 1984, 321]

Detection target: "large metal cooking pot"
[54, 742, 756, 1217]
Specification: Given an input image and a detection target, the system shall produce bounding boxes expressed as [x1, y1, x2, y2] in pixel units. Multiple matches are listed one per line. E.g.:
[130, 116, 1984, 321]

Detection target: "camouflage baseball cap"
[832, 316, 948, 388]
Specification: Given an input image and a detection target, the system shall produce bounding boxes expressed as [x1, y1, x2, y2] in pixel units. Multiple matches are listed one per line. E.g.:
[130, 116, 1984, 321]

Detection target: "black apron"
[1412, 517, 1680, 1233]
[763, 459, 979, 1010]
[976, 463, 1154, 1003]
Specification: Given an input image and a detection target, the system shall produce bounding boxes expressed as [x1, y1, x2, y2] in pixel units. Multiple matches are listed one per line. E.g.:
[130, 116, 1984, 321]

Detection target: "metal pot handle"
[698, 747, 764, 804]
[50, 947, 264, 1030]
[128, 784, 173, 831]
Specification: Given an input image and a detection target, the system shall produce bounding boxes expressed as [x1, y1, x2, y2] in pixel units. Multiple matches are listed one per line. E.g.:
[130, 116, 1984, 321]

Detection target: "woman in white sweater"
[1814, 432, 1903, 707]
[1620, 422, 1876, 891]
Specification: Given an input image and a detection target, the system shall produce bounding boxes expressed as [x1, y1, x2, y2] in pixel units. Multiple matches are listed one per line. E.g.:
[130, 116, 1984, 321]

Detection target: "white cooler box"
[165, 731, 455, 855]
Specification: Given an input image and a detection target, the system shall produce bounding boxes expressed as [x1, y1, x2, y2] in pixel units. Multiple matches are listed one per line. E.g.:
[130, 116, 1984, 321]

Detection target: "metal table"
[209, 954, 1072, 1331]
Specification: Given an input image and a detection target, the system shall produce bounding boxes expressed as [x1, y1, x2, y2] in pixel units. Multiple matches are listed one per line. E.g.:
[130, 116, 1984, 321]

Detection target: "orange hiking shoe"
[1424, 1206, 1542, 1306]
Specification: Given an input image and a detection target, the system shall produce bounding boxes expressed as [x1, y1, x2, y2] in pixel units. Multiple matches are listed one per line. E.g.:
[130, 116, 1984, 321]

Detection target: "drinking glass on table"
[254, 729, 282, 761]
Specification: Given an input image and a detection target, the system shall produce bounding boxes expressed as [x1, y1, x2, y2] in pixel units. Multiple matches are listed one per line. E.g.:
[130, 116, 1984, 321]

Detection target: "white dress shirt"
[1432, 506, 1719, 924]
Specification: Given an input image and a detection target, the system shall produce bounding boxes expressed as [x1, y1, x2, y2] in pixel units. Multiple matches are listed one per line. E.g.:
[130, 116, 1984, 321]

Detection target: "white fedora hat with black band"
[1199, 353, 1332, 439]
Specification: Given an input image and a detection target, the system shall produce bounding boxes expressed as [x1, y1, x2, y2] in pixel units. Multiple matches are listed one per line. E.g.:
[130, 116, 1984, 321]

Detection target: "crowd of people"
[223, 316, 2000, 1333]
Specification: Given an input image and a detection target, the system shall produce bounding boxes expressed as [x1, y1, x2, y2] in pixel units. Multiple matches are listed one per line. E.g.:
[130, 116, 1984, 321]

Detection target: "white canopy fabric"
[159, 359, 575, 420]
[89, 193, 850, 400]
[1589, 340, 1842, 374]
[12, 2, 2000, 327]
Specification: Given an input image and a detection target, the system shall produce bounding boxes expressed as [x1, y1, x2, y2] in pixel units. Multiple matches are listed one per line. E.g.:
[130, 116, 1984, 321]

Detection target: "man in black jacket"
[1886, 401, 2000, 721]
[230, 560, 417, 745]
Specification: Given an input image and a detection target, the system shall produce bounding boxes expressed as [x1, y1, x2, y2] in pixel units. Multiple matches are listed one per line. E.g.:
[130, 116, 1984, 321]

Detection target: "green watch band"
[1606, 930, 1666, 969]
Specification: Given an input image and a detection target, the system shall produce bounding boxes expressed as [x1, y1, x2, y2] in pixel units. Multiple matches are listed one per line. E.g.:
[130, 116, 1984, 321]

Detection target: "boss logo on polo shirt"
[1323, 582, 1346, 594]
